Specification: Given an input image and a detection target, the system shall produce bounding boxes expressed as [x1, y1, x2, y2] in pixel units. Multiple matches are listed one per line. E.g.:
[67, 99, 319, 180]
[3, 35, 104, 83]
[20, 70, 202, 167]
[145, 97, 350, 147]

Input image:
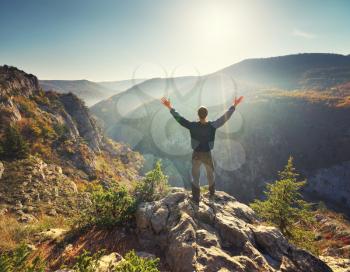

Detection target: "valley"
[91, 53, 350, 215]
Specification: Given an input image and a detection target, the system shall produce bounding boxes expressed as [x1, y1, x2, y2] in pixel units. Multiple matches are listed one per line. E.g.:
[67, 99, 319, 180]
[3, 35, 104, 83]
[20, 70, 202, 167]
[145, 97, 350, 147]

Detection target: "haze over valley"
[91, 53, 350, 213]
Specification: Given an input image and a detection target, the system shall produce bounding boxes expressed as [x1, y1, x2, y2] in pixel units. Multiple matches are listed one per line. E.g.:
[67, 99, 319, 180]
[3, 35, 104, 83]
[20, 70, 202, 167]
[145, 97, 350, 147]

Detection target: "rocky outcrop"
[37, 228, 68, 242]
[59, 93, 102, 152]
[136, 188, 332, 272]
[54, 252, 123, 272]
[0, 66, 144, 217]
[0, 65, 102, 164]
[0, 96, 22, 125]
[0, 65, 39, 97]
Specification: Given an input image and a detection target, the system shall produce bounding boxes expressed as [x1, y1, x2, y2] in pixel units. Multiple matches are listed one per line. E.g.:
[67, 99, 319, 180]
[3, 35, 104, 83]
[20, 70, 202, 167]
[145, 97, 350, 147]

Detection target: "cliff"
[0, 65, 143, 220]
[41, 189, 334, 272]
[135, 188, 332, 272]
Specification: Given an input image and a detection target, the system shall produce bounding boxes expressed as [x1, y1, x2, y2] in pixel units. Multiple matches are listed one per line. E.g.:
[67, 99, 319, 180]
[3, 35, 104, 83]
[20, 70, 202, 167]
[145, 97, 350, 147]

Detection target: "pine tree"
[1, 125, 29, 160]
[250, 157, 313, 237]
[134, 160, 169, 202]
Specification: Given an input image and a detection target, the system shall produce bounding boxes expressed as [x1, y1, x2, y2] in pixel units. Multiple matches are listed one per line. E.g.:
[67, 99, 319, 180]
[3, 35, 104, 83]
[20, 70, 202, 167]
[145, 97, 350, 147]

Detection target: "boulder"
[38, 228, 68, 241]
[136, 189, 332, 272]
[96, 252, 123, 272]
[151, 204, 169, 234]
[135, 251, 156, 259]
[47, 208, 58, 216]
[54, 252, 123, 272]
[17, 212, 37, 223]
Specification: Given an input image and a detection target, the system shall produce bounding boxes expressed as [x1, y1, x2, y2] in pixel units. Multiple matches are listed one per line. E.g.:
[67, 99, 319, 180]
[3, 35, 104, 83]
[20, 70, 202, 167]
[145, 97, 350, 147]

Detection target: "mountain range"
[91, 53, 350, 214]
[40, 78, 145, 106]
[40, 53, 350, 107]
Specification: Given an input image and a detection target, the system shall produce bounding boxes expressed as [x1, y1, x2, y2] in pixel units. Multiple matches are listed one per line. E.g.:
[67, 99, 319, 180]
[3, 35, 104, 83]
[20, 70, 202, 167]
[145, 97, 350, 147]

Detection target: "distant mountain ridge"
[40, 78, 146, 106]
[40, 79, 118, 106]
[217, 53, 350, 89]
[91, 53, 350, 132]
[97, 78, 146, 92]
[41, 53, 350, 107]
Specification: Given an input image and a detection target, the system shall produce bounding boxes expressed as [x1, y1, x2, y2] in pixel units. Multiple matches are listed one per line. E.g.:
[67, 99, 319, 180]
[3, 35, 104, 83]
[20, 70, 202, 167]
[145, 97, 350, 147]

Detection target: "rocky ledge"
[136, 188, 332, 272]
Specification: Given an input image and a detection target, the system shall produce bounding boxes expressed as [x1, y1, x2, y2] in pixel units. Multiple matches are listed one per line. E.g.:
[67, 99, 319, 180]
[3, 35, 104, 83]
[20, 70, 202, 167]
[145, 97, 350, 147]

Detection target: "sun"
[192, 2, 237, 44]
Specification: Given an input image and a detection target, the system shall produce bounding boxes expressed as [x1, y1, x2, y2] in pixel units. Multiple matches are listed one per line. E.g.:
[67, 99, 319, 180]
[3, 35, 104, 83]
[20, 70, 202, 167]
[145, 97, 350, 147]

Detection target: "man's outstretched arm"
[212, 96, 244, 129]
[161, 97, 192, 129]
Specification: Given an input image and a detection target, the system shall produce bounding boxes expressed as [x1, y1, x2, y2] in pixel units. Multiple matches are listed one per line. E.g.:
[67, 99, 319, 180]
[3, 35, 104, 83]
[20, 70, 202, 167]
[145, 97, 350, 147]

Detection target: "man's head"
[198, 106, 208, 120]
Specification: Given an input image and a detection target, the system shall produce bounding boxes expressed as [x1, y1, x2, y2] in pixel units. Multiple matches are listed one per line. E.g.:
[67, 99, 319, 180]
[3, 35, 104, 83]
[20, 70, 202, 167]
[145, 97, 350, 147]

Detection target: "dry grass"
[264, 89, 350, 108]
[0, 213, 70, 252]
[0, 214, 27, 251]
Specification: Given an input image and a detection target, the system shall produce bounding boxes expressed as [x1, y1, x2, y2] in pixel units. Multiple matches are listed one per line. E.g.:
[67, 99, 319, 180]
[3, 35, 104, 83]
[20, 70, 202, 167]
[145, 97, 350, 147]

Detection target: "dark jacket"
[170, 106, 235, 152]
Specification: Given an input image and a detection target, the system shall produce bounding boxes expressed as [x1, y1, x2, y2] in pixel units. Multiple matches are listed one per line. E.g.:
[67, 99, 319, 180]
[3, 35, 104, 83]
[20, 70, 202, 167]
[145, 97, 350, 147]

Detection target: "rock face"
[136, 189, 332, 272]
[59, 93, 103, 152]
[0, 66, 143, 215]
[306, 161, 350, 210]
[0, 66, 105, 170]
[0, 65, 39, 96]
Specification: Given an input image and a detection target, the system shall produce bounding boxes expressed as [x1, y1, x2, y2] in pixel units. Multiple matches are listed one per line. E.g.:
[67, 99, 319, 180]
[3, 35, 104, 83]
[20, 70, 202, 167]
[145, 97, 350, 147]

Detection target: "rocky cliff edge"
[136, 188, 332, 272]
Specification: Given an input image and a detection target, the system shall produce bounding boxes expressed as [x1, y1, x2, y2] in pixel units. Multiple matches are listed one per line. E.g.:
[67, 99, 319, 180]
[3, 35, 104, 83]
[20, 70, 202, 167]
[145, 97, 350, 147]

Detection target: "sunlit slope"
[217, 53, 350, 89]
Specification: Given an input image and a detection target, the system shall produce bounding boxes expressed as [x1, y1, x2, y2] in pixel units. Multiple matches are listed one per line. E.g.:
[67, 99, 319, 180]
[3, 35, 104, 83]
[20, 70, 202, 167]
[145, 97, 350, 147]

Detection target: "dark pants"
[191, 151, 215, 201]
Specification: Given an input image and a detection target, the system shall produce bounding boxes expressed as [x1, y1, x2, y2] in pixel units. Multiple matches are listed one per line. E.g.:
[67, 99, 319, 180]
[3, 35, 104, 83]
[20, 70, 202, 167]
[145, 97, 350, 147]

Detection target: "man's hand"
[161, 97, 173, 110]
[233, 96, 244, 107]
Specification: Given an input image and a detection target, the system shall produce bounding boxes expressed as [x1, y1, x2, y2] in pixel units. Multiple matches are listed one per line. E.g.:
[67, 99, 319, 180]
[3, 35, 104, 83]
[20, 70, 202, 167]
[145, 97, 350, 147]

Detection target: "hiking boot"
[192, 186, 200, 204]
[191, 196, 200, 204]
[209, 185, 215, 197]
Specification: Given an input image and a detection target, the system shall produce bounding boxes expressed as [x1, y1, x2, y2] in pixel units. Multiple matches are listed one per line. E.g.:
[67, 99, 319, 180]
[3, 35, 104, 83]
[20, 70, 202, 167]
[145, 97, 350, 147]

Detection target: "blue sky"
[0, 0, 349, 81]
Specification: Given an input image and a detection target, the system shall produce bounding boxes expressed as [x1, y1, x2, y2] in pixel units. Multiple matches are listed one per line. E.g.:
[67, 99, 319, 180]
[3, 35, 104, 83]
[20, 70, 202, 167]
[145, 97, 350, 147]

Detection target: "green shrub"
[250, 157, 317, 254]
[289, 227, 319, 255]
[71, 250, 105, 272]
[19, 119, 41, 140]
[31, 90, 50, 106]
[114, 250, 159, 272]
[317, 201, 327, 212]
[0, 244, 46, 272]
[134, 160, 169, 203]
[63, 249, 159, 272]
[36, 119, 56, 140]
[0, 125, 29, 160]
[13, 96, 36, 118]
[53, 123, 69, 140]
[76, 161, 169, 229]
[79, 184, 136, 228]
